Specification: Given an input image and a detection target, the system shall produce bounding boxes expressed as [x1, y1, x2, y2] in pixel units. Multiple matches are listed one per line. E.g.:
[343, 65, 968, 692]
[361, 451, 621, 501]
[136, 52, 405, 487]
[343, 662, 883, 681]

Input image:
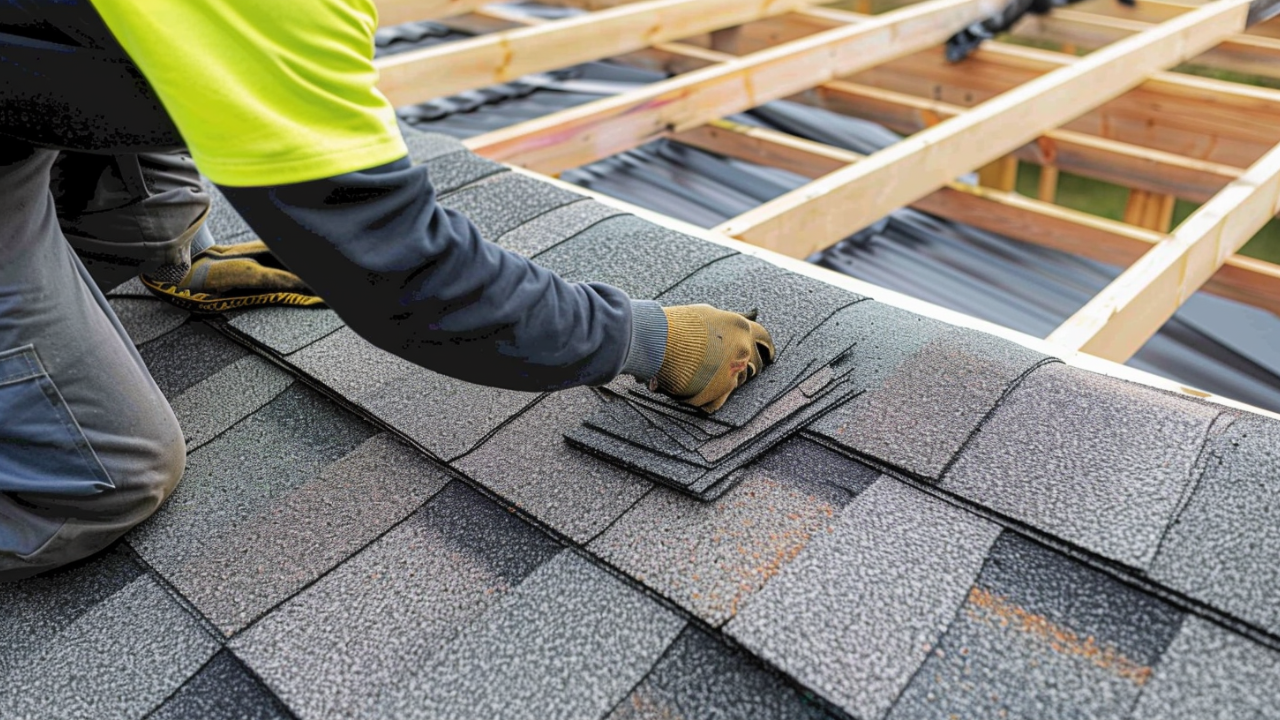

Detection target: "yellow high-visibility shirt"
[90, 0, 408, 187]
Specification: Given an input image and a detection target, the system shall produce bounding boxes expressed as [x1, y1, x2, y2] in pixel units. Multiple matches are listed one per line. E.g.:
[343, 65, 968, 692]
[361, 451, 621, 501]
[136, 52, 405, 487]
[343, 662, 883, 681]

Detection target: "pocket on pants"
[0, 345, 114, 496]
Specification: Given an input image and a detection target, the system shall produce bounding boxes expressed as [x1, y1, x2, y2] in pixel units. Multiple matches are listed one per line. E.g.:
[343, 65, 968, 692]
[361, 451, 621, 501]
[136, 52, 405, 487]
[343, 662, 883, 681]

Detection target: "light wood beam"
[374, 0, 814, 106]
[1049, 140, 1280, 360]
[676, 120, 1280, 315]
[1123, 189, 1178, 231]
[463, 0, 1005, 173]
[1018, 9, 1280, 78]
[719, 0, 1259, 256]
[377, 0, 498, 27]
[977, 155, 1019, 191]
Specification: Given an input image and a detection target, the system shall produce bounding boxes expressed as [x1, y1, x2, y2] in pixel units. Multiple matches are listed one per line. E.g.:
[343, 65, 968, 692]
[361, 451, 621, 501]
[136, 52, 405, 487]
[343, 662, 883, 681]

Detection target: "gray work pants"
[0, 142, 202, 580]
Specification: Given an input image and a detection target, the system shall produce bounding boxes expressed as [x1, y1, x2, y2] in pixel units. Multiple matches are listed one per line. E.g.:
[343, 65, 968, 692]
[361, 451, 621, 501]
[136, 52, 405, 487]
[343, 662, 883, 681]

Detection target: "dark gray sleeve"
[219, 157, 667, 392]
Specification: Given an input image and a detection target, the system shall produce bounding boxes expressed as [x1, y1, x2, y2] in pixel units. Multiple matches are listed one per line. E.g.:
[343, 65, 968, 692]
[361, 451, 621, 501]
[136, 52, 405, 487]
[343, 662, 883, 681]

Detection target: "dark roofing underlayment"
[7, 19, 1280, 720]
[8, 122, 1280, 720]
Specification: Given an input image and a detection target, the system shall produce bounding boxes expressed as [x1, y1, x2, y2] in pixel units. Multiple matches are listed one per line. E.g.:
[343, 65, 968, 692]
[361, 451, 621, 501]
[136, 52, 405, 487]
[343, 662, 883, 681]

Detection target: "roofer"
[0, 0, 776, 580]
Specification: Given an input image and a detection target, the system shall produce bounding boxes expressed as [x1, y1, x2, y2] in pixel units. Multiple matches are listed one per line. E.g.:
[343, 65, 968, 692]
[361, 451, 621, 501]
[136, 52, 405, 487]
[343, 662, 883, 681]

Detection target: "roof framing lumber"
[373, 0, 814, 106]
[376, 0, 495, 27]
[717, 0, 1261, 257]
[462, 0, 1005, 173]
[1017, 9, 1280, 78]
[675, 120, 1280, 315]
[1048, 140, 1280, 361]
[792, 80, 1244, 202]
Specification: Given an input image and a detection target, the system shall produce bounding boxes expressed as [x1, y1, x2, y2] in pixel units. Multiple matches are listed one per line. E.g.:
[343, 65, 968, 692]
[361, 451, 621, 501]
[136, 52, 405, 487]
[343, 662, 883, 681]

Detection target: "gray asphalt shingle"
[399, 550, 685, 720]
[454, 387, 653, 544]
[941, 362, 1222, 569]
[811, 324, 1055, 479]
[128, 384, 388, 634]
[589, 438, 873, 625]
[0, 571, 219, 720]
[231, 482, 561, 720]
[1150, 414, 1280, 632]
[149, 651, 294, 720]
[889, 532, 1183, 720]
[205, 181, 255, 245]
[1131, 615, 1280, 720]
[497, 198, 624, 257]
[288, 324, 418, 401]
[168, 353, 295, 451]
[109, 297, 189, 346]
[423, 149, 506, 195]
[727, 477, 1001, 720]
[400, 124, 467, 165]
[139, 321, 250, 398]
[226, 307, 345, 356]
[606, 626, 836, 720]
[439, 171, 585, 240]
[531, 214, 737, 298]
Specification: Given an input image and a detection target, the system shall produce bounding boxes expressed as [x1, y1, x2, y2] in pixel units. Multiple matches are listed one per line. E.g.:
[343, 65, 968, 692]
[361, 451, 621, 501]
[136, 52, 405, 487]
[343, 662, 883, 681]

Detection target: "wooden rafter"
[1049, 140, 1280, 360]
[717, 0, 1259, 257]
[675, 120, 1280, 315]
[373, 0, 814, 106]
[462, 0, 1006, 173]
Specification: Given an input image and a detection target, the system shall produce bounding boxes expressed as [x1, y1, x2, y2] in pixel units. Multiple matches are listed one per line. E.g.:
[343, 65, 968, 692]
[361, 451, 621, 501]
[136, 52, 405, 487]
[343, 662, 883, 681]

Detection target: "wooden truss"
[373, 0, 1280, 375]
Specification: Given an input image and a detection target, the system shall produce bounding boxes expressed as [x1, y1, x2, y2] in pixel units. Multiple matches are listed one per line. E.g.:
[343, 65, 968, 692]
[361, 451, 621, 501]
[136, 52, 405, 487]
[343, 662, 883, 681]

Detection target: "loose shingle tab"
[168, 353, 295, 451]
[589, 438, 870, 625]
[496, 199, 624, 258]
[149, 651, 293, 720]
[531, 214, 737, 298]
[454, 387, 652, 544]
[231, 482, 561, 720]
[129, 384, 384, 634]
[109, 296, 188, 346]
[727, 477, 1001, 720]
[0, 573, 219, 720]
[606, 626, 836, 720]
[399, 551, 685, 720]
[889, 532, 1183, 719]
[941, 362, 1221, 569]
[1150, 414, 1280, 632]
[439, 171, 585, 240]
[226, 307, 345, 356]
[1131, 615, 1280, 719]
[811, 324, 1055, 479]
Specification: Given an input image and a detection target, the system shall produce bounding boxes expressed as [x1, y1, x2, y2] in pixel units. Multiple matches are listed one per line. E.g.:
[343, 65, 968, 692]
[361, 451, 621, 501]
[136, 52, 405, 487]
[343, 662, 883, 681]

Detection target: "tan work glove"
[142, 240, 323, 314]
[651, 305, 777, 413]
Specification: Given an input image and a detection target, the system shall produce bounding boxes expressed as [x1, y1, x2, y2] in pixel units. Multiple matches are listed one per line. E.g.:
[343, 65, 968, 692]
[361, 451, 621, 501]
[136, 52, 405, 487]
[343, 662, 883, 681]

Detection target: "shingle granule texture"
[109, 297, 188, 346]
[1131, 615, 1280, 719]
[168, 353, 295, 451]
[439, 171, 584, 240]
[589, 439, 871, 625]
[231, 482, 561, 720]
[606, 626, 836, 720]
[0, 573, 219, 720]
[423, 150, 506, 195]
[139, 321, 249, 398]
[454, 387, 653, 544]
[288, 325, 418, 401]
[128, 384, 382, 634]
[888, 532, 1183, 720]
[398, 551, 685, 720]
[497, 199, 624, 258]
[149, 651, 293, 720]
[811, 325, 1056, 479]
[1150, 414, 1280, 632]
[940, 362, 1222, 569]
[0, 546, 144, 678]
[727, 478, 1001, 720]
[399, 125, 466, 165]
[204, 181, 255, 245]
[531, 214, 737, 298]
[227, 306, 345, 356]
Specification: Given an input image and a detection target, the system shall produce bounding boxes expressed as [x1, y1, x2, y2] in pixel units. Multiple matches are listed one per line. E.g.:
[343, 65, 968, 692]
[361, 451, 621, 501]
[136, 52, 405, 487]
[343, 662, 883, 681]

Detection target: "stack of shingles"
[565, 255, 868, 499]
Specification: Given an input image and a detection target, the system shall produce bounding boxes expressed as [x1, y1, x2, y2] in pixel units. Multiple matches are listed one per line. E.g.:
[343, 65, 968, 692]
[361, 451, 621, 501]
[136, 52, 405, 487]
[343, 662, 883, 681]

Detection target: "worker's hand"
[650, 304, 777, 414]
[141, 240, 324, 314]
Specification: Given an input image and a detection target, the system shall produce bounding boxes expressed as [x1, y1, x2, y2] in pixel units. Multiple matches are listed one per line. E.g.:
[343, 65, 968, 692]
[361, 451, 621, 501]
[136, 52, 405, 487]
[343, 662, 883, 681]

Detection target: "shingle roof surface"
[15, 122, 1280, 720]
